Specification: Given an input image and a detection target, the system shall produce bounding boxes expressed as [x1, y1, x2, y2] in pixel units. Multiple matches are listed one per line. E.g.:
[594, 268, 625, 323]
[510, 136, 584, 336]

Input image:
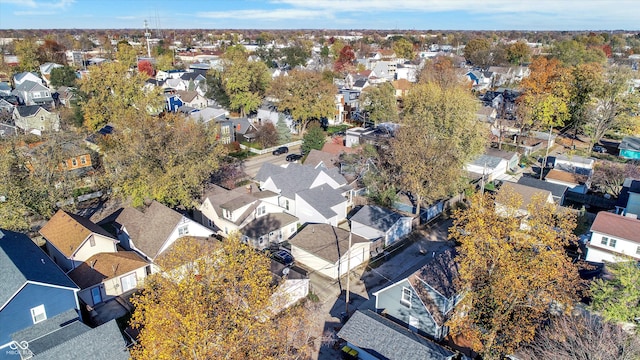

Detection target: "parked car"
[286, 153, 303, 162]
[592, 145, 607, 153]
[271, 249, 294, 266]
[272, 146, 289, 155]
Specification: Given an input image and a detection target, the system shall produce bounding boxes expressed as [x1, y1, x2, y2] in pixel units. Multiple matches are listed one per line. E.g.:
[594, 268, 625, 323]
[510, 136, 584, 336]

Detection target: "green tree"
[361, 82, 398, 125]
[50, 66, 77, 87]
[518, 57, 571, 131]
[506, 40, 531, 65]
[586, 65, 639, 149]
[155, 53, 174, 71]
[269, 70, 336, 134]
[567, 62, 604, 139]
[100, 112, 225, 208]
[301, 124, 326, 154]
[276, 114, 291, 143]
[464, 38, 492, 67]
[218, 47, 271, 116]
[590, 260, 640, 323]
[392, 38, 415, 60]
[78, 61, 163, 130]
[14, 38, 40, 72]
[552, 40, 607, 66]
[280, 43, 311, 68]
[130, 236, 315, 360]
[116, 41, 138, 68]
[449, 191, 582, 359]
[391, 79, 485, 220]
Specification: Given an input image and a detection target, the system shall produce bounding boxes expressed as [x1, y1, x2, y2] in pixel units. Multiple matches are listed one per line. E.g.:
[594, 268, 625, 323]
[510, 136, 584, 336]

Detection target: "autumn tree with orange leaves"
[447, 190, 583, 360]
[130, 236, 316, 360]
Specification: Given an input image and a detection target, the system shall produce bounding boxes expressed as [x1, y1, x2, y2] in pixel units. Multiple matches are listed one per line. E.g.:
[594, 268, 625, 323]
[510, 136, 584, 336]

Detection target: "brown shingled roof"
[289, 224, 368, 263]
[545, 169, 587, 185]
[114, 201, 184, 260]
[591, 211, 640, 244]
[67, 251, 149, 289]
[40, 210, 115, 257]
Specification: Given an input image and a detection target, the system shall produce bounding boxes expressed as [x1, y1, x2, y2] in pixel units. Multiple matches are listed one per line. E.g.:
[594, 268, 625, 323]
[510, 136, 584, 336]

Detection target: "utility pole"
[540, 126, 553, 180]
[345, 230, 352, 314]
[144, 20, 152, 58]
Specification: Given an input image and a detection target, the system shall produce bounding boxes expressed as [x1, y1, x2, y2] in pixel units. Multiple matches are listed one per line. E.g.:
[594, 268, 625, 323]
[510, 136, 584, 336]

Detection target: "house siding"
[586, 231, 640, 263]
[374, 280, 440, 339]
[73, 234, 117, 264]
[0, 283, 78, 348]
[77, 267, 148, 306]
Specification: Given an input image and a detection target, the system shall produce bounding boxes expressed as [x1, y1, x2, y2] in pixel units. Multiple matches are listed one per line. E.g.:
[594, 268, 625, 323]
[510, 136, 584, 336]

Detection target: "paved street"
[242, 144, 302, 178]
[309, 218, 455, 360]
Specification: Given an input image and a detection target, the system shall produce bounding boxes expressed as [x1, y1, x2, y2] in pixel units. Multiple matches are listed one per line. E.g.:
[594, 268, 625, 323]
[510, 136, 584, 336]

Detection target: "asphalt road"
[242, 144, 302, 178]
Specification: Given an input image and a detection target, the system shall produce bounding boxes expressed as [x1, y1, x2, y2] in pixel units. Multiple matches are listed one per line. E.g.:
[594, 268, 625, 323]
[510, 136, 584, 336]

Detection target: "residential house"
[391, 79, 412, 98]
[373, 249, 461, 341]
[617, 178, 640, 217]
[465, 70, 491, 91]
[546, 155, 594, 194]
[585, 211, 640, 263]
[13, 105, 60, 134]
[231, 117, 258, 142]
[113, 200, 213, 265]
[68, 251, 149, 307]
[256, 163, 352, 226]
[496, 182, 554, 219]
[9, 310, 129, 360]
[156, 69, 187, 81]
[164, 92, 183, 112]
[0, 229, 79, 352]
[0, 122, 18, 138]
[350, 205, 413, 250]
[619, 136, 640, 160]
[338, 88, 361, 120]
[179, 72, 207, 96]
[13, 72, 43, 87]
[337, 310, 459, 360]
[289, 224, 370, 280]
[188, 107, 234, 144]
[176, 90, 208, 109]
[269, 261, 309, 310]
[39, 62, 64, 87]
[396, 63, 419, 82]
[476, 106, 497, 123]
[465, 148, 519, 183]
[54, 86, 76, 107]
[197, 184, 299, 249]
[12, 80, 54, 107]
[39, 210, 119, 272]
[0, 82, 11, 96]
[517, 176, 568, 205]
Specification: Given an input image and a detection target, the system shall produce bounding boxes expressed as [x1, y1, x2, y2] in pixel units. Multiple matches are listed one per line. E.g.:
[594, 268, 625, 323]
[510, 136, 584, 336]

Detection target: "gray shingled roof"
[203, 184, 260, 225]
[12, 309, 79, 344]
[337, 310, 456, 360]
[0, 230, 78, 307]
[30, 320, 129, 360]
[289, 224, 368, 263]
[350, 205, 404, 232]
[256, 163, 348, 199]
[296, 185, 346, 219]
[242, 212, 299, 239]
[114, 201, 183, 259]
[14, 80, 48, 93]
[15, 105, 46, 117]
[517, 176, 568, 200]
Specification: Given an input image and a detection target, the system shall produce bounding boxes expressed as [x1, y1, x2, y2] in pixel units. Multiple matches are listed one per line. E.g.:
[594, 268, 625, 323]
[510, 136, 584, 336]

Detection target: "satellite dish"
[282, 267, 290, 276]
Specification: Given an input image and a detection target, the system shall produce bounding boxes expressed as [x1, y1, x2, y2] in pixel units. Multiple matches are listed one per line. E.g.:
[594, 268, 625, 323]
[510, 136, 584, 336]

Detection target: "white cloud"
[0, 0, 74, 9]
[197, 8, 332, 21]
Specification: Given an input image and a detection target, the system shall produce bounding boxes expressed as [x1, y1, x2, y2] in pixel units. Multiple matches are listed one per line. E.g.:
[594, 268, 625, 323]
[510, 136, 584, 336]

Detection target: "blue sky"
[0, 0, 638, 31]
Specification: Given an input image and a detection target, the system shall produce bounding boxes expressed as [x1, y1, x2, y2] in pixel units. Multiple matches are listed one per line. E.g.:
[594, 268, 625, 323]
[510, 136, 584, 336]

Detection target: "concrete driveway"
[309, 218, 456, 360]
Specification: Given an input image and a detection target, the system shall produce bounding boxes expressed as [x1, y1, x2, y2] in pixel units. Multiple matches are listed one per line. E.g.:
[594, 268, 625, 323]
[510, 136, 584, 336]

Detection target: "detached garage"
[289, 224, 370, 280]
[350, 205, 413, 248]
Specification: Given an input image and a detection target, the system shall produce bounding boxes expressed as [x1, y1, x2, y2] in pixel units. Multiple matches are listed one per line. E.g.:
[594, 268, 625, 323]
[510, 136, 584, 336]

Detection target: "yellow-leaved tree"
[130, 236, 315, 360]
[448, 190, 583, 359]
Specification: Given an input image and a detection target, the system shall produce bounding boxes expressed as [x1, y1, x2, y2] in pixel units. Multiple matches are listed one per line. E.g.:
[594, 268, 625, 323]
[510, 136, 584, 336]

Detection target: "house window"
[223, 209, 232, 220]
[609, 238, 617, 248]
[601, 237, 609, 245]
[30, 304, 47, 324]
[401, 287, 412, 307]
[207, 219, 213, 228]
[257, 206, 265, 216]
[72, 158, 77, 167]
[120, 273, 137, 292]
[178, 225, 189, 236]
[637, 246, 640, 255]
[80, 156, 87, 165]
[285, 199, 289, 211]
[89, 237, 95, 247]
